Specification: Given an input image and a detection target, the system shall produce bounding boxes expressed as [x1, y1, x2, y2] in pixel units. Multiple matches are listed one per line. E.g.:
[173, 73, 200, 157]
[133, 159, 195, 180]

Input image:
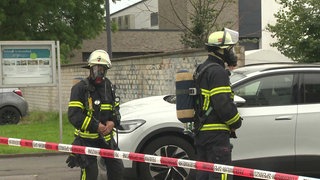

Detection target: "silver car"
[0, 88, 28, 125]
[99, 63, 320, 179]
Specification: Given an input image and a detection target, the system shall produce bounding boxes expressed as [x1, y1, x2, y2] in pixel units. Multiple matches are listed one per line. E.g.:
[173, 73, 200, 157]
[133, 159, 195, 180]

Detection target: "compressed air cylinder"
[175, 70, 195, 123]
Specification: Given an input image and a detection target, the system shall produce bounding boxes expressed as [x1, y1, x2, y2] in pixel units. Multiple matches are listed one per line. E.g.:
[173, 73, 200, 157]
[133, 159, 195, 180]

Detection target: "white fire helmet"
[87, 50, 111, 69]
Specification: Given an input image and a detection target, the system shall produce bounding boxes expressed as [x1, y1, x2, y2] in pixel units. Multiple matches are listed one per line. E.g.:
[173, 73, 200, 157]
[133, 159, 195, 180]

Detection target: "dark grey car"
[0, 88, 28, 124]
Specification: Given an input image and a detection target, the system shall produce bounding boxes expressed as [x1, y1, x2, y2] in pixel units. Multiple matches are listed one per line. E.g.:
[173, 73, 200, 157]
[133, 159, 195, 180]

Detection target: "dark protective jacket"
[68, 77, 120, 140]
[194, 55, 242, 145]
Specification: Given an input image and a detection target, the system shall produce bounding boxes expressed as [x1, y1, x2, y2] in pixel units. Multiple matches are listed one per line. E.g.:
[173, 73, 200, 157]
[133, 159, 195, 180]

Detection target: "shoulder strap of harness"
[193, 62, 219, 82]
[82, 78, 94, 113]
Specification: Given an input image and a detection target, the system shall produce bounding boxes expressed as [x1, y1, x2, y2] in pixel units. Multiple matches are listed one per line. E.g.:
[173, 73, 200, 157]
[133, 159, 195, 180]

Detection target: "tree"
[0, 0, 118, 64]
[161, 0, 236, 48]
[267, 0, 320, 63]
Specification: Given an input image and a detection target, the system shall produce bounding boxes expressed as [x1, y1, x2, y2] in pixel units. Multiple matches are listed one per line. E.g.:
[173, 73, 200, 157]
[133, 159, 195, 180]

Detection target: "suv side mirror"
[234, 95, 246, 107]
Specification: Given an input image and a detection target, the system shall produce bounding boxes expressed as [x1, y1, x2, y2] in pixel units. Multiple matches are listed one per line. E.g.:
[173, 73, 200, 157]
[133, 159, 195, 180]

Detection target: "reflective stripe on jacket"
[201, 86, 232, 111]
[68, 100, 114, 132]
[74, 129, 116, 141]
[200, 123, 230, 131]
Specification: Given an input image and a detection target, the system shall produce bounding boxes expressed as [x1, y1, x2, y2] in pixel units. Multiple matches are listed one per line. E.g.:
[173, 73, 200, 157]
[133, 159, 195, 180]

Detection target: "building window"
[123, 15, 130, 29]
[118, 17, 122, 28]
[112, 18, 117, 23]
[151, 12, 158, 27]
[113, 15, 132, 29]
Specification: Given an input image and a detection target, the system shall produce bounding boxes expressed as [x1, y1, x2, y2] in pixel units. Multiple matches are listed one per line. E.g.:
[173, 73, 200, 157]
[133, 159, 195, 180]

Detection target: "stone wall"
[21, 48, 244, 112]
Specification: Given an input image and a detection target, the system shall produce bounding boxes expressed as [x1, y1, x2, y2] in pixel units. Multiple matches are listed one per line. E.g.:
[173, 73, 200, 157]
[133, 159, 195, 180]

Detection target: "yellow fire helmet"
[84, 49, 112, 69]
[206, 28, 239, 48]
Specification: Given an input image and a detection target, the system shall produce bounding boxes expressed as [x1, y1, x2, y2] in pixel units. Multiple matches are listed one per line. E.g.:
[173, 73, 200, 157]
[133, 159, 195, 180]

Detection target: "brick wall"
[21, 48, 244, 112]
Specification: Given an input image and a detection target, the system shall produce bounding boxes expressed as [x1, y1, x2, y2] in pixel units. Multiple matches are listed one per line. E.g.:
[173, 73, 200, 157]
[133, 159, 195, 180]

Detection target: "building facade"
[71, 0, 289, 64]
[70, 0, 240, 63]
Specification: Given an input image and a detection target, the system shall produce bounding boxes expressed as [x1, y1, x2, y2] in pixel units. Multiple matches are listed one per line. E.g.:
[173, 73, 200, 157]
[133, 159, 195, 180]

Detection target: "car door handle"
[275, 116, 293, 120]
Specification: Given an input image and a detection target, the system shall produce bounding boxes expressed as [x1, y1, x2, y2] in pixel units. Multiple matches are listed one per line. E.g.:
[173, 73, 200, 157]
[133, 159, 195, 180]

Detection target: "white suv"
[99, 63, 320, 179]
[230, 63, 320, 178]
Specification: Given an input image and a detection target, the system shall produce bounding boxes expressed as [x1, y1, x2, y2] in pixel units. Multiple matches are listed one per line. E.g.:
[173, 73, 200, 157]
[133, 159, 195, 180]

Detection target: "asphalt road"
[0, 153, 91, 180]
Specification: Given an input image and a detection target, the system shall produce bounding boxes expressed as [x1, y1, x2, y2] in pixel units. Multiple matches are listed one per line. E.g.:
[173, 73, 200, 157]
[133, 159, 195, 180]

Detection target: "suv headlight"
[118, 119, 146, 133]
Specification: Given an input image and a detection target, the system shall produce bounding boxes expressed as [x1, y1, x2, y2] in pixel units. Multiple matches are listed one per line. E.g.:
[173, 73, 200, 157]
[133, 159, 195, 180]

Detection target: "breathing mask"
[90, 65, 107, 84]
[224, 46, 237, 67]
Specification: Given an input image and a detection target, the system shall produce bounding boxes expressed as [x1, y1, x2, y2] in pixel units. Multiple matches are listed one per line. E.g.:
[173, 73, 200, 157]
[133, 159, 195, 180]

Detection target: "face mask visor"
[221, 28, 239, 46]
[91, 65, 106, 84]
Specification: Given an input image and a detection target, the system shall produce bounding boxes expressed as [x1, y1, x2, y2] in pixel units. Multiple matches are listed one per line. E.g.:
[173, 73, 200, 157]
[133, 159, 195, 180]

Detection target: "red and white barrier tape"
[0, 136, 319, 180]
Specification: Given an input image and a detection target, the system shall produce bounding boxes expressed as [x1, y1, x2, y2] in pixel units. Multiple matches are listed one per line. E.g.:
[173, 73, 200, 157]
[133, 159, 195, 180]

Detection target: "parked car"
[99, 63, 320, 179]
[0, 88, 28, 125]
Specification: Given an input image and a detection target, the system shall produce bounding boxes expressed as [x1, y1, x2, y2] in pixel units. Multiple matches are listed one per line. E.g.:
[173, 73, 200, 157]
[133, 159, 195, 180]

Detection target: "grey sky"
[110, 0, 141, 14]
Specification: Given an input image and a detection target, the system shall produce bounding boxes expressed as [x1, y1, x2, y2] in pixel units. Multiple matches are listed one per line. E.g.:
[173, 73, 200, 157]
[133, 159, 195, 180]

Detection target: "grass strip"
[0, 111, 75, 154]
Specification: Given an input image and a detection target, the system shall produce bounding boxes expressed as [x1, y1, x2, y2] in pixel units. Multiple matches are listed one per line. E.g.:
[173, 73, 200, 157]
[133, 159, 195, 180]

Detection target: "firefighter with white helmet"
[66, 50, 124, 180]
[85, 49, 112, 84]
[205, 28, 239, 68]
[193, 29, 242, 180]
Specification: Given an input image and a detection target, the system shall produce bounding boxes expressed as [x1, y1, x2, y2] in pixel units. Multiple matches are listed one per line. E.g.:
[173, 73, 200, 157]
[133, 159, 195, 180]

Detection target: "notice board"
[0, 41, 57, 87]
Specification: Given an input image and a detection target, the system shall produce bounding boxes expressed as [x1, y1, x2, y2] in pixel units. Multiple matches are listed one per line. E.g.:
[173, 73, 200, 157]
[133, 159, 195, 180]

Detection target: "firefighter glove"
[66, 153, 89, 169]
[230, 131, 237, 138]
[66, 153, 79, 168]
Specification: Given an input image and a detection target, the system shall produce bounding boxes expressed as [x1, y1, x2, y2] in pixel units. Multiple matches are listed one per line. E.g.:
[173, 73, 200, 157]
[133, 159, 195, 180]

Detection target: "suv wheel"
[138, 135, 196, 180]
[0, 107, 21, 125]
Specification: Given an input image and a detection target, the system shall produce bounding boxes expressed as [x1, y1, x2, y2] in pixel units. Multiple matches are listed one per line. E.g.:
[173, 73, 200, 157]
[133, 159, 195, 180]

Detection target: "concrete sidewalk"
[0, 175, 38, 180]
[0, 153, 79, 180]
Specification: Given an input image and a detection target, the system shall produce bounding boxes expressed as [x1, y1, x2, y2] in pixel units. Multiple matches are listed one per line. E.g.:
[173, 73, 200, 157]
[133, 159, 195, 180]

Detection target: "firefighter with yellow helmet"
[193, 28, 242, 180]
[66, 50, 124, 180]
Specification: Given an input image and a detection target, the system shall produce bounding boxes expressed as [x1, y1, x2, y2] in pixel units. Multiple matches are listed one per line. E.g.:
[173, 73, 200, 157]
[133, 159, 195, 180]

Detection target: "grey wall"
[21, 48, 244, 112]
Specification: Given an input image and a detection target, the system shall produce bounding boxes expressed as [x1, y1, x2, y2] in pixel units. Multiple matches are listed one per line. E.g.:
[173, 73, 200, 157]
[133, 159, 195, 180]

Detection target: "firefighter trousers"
[81, 155, 124, 180]
[79, 137, 124, 180]
[195, 134, 232, 180]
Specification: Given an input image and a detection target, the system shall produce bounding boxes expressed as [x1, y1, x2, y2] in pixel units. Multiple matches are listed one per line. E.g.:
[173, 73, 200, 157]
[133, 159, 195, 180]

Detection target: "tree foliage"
[0, 0, 110, 64]
[267, 0, 320, 63]
[165, 0, 235, 48]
